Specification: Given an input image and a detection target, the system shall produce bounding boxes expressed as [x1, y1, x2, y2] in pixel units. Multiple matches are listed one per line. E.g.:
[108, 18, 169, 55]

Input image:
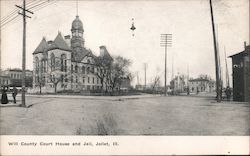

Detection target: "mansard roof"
[33, 37, 49, 54]
[49, 32, 72, 52]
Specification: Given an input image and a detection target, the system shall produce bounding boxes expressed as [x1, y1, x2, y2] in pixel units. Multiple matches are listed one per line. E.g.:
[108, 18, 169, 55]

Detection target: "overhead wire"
[1, 0, 57, 28]
[27, 0, 53, 10]
[1, 0, 39, 23]
[1, 14, 19, 28]
[30, 0, 57, 12]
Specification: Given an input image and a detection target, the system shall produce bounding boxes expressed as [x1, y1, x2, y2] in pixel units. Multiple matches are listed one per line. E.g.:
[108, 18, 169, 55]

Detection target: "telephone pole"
[16, 0, 33, 107]
[209, 0, 221, 102]
[224, 46, 230, 87]
[161, 34, 172, 96]
[143, 63, 147, 89]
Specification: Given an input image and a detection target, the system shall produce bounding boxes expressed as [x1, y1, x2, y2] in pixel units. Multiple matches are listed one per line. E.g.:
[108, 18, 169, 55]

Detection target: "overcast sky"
[1, 0, 249, 86]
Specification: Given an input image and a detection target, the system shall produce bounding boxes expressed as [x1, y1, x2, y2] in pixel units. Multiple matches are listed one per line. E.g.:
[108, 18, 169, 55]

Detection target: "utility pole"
[16, 0, 33, 107]
[143, 63, 147, 89]
[209, 0, 221, 102]
[224, 46, 230, 87]
[171, 52, 174, 80]
[216, 25, 223, 98]
[161, 34, 172, 96]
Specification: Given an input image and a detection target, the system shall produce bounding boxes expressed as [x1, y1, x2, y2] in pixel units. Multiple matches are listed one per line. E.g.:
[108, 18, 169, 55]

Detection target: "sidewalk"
[19, 93, 162, 100]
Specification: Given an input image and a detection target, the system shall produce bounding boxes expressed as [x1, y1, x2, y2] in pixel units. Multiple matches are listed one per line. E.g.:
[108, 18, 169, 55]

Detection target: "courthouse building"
[32, 15, 112, 93]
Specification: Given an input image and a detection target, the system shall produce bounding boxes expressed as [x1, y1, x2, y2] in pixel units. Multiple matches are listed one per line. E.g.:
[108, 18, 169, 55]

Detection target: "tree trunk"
[39, 84, 42, 94]
[54, 83, 57, 93]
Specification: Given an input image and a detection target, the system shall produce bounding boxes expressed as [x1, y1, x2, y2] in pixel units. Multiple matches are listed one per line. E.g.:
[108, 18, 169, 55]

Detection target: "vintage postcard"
[0, 0, 249, 155]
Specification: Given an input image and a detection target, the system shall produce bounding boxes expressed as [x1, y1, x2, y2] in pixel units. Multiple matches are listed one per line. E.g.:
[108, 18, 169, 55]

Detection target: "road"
[0, 94, 249, 135]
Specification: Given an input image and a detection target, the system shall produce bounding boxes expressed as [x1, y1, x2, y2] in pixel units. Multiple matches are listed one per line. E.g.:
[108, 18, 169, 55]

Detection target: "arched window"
[75, 65, 78, 73]
[87, 67, 90, 74]
[82, 66, 85, 74]
[61, 54, 66, 72]
[35, 57, 39, 74]
[50, 53, 55, 71]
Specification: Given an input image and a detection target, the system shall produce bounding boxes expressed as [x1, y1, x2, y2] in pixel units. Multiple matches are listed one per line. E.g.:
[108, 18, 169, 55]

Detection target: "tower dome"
[71, 15, 83, 31]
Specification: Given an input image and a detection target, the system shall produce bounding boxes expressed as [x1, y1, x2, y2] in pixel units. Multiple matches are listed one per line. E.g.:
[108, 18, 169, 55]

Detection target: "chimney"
[48, 40, 53, 45]
[244, 41, 247, 50]
[64, 35, 70, 39]
[99, 46, 106, 57]
[64, 35, 71, 47]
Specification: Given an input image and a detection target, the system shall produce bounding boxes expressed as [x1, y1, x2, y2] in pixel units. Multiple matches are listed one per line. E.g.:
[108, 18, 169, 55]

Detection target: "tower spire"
[76, 0, 78, 16]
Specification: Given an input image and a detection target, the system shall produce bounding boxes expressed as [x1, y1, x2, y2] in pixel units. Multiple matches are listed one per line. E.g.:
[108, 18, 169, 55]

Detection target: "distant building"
[119, 77, 131, 91]
[170, 75, 186, 93]
[0, 68, 33, 88]
[229, 42, 250, 102]
[0, 75, 11, 88]
[188, 78, 216, 93]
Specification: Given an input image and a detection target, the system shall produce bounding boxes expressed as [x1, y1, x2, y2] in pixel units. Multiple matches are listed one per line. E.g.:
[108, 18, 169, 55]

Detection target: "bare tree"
[92, 54, 113, 92]
[47, 57, 71, 93]
[108, 56, 132, 93]
[151, 75, 161, 93]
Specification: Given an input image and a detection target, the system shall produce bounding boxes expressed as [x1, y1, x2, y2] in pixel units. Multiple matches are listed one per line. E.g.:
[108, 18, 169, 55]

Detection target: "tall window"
[82, 77, 85, 83]
[50, 53, 55, 71]
[61, 54, 66, 72]
[75, 65, 78, 73]
[82, 66, 85, 74]
[35, 57, 39, 83]
[87, 67, 90, 74]
[35, 57, 39, 74]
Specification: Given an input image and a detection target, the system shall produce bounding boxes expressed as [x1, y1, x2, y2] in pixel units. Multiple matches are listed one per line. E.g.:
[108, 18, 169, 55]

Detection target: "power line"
[1, 14, 19, 27]
[1, 9, 18, 23]
[0, 0, 37, 22]
[27, 0, 52, 10]
[1, 0, 57, 28]
[26, 0, 41, 8]
[31, 0, 57, 12]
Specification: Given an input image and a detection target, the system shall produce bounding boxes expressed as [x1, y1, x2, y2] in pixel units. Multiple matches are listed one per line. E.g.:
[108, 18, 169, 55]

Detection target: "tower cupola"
[71, 15, 85, 48]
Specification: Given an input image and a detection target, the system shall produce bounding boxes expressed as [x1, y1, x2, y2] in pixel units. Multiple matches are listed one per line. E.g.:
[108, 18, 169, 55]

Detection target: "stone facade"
[32, 16, 112, 93]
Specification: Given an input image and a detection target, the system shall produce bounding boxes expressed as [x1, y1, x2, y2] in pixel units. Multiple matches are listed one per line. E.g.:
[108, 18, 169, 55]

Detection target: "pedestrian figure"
[187, 86, 190, 95]
[1, 87, 9, 104]
[12, 86, 18, 104]
[225, 86, 231, 101]
[196, 87, 199, 95]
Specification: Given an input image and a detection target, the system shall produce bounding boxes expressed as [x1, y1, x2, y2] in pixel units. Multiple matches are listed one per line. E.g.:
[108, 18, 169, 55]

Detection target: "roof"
[7, 69, 33, 73]
[72, 47, 94, 62]
[49, 32, 72, 52]
[189, 78, 210, 82]
[229, 45, 250, 58]
[71, 15, 83, 31]
[33, 37, 49, 54]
